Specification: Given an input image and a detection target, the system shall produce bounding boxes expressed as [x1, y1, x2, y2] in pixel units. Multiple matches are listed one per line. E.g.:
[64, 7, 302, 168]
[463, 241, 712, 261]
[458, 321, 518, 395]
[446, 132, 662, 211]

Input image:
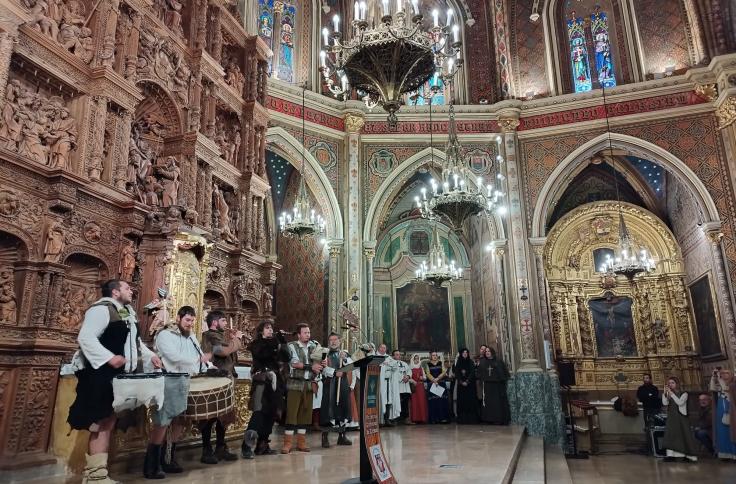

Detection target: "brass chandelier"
[279, 86, 326, 240]
[415, 220, 462, 286]
[415, 80, 507, 228]
[319, 1, 463, 127]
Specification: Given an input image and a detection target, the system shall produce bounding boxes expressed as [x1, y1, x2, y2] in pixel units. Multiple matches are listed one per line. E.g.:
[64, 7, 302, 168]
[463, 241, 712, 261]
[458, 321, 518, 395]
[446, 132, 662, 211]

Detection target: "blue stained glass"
[567, 17, 592, 93]
[411, 76, 445, 106]
[591, 12, 616, 88]
[277, 3, 295, 82]
[258, 0, 274, 45]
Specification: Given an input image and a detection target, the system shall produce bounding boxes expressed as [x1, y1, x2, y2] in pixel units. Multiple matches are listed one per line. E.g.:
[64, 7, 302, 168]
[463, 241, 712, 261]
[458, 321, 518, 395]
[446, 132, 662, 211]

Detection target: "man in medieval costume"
[68, 279, 161, 484]
[379, 344, 403, 425]
[320, 332, 357, 447]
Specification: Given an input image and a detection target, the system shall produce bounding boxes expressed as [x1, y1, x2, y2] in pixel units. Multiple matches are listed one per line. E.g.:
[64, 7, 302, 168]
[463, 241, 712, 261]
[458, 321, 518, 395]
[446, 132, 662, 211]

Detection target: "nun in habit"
[477, 347, 510, 425]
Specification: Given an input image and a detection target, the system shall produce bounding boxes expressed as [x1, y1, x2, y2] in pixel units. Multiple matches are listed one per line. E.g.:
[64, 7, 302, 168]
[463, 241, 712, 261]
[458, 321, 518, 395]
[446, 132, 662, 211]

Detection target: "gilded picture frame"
[688, 272, 726, 361]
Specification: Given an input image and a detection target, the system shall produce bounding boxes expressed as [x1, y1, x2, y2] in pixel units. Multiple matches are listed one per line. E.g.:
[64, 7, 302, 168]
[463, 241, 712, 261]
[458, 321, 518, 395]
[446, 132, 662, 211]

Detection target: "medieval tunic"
[68, 298, 155, 430]
[286, 340, 317, 426]
[409, 359, 428, 424]
[153, 327, 205, 426]
[247, 334, 289, 440]
[201, 328, 239, 376]
[319, 349, 357, 428]
[477, 356, 510, 425]
[662, 391, 699, 460]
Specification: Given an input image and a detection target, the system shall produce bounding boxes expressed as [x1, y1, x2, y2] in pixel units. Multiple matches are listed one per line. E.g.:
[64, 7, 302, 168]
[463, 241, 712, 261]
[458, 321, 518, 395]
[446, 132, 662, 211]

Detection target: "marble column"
[498, 109, 564, 447]
[704, 225, 736, 357]
[270, 2, 283, 78]
[529, 236, 553, 367]
[345, 111, 364, 314]
[328, 241, 343, 333]
[94, 0, 119, 68]
[363, 244, 376, 343]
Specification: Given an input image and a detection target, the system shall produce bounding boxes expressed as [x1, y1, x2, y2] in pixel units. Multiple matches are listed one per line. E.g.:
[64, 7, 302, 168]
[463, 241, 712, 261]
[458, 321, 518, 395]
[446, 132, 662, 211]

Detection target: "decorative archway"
[265, 126, 344, 240]
[531, 132, 721, 238]
[363, 147, 506, 244]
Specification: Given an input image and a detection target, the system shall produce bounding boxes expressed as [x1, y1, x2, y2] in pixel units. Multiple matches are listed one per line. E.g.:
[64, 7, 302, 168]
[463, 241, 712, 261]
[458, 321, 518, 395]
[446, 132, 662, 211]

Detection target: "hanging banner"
[364, 362, 396, 484]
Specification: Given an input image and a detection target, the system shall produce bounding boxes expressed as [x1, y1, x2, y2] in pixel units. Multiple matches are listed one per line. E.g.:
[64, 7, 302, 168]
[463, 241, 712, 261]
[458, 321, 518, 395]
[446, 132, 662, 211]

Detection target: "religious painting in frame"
[588, 293, 637, 357]
[395, 282, 451, 352]
[689, 273, 725, 360]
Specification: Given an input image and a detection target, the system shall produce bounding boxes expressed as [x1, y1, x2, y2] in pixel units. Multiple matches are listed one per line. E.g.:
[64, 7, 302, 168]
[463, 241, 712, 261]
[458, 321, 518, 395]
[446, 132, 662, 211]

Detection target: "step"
[512, 435, 545, 484]
[544, 442, 574, 484]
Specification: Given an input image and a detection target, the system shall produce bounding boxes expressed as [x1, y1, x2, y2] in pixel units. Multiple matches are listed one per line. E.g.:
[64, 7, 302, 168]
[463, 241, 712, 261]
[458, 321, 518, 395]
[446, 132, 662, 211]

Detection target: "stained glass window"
[567, 16, 592, 93]
[256, 0, 296, 81]
[591, 11, 616, 88]
[409, 74, 446, 106]
[277, 3, 295, 82]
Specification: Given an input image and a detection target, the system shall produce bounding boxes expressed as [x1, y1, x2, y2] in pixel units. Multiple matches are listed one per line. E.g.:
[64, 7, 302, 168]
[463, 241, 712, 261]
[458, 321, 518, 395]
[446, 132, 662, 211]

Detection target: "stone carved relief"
[119, 239, 136, 282]
[43, 221, 65, 263]
[261, 286, 272, 314]
[0, 79, 78, 169]
[137, 28, 190, 103]
[223, 55, 245, 94]
[155, 156, 181, 207]
[82, 221, 102, 244]
[0, 190, 20, 217]
[24, 0, 94, 64]
[576, 296, 593, 356]
[56, 281, 95, 331]
[0, 267, 17, 323]
[213, 115, 240, 164]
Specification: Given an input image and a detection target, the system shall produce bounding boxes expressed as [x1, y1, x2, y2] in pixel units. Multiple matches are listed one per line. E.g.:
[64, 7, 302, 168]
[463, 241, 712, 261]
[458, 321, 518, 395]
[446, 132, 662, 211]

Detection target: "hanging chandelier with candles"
[279, 86, 326, 240]
[598, 85, 656, 279]
[319, 0, 463, 127]
[415, 221, 463, 286]
[414, 81, 507, 228]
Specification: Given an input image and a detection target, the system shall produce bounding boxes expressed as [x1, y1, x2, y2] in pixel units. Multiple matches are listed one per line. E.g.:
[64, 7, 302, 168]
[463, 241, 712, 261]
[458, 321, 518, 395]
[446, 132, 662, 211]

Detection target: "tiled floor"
[111, 424, 525, 484]
[567, 454, 736, 484]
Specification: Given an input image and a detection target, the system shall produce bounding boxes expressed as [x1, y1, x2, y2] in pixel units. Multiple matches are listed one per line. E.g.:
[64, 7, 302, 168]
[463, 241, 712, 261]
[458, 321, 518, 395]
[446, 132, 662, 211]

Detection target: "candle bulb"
[433, 71, 439, 86]
[396, 0, 402, 13]
[447, 58, 454, 74]
[354, 1, 359, 20]
[432, 9, 439, 26]
[360, 1, 366, 19]
[411, 0, 418, 14]
[320, 50, 326, 67]
[446, 8, 453, 26]
[452, 24, 459, 42]
[333, 14, 340, 32]
[382, 0, 389, 15]
[322, 27, 329, 46]
[229, 317, 233, 329]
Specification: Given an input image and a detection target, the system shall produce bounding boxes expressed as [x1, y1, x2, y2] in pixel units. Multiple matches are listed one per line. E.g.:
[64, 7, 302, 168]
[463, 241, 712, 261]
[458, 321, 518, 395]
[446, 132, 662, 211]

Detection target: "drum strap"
[189, 336, 205, 373]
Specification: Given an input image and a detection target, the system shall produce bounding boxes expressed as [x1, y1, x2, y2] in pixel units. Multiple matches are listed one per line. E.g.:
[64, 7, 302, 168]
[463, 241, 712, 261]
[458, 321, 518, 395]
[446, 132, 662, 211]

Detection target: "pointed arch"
[363, 146, 505, 243]
[265, 126, 343, 240]
[531, 132, 721, 238]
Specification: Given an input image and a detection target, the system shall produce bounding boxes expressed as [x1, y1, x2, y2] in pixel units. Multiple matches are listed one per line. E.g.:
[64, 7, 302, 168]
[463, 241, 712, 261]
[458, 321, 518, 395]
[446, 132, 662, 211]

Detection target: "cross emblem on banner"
[520, 320, 532, 333]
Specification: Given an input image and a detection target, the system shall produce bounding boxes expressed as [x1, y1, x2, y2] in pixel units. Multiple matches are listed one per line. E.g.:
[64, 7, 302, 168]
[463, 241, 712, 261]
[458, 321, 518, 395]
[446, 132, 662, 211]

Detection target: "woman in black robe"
[453, 348, 479, 424]
[477, 347, 510, 425]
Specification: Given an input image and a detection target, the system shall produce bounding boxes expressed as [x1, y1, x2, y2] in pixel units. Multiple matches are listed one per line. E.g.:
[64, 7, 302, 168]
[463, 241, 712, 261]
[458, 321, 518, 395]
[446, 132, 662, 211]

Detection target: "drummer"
[143, 305, 212, 480]
[199, 310, 243, 464]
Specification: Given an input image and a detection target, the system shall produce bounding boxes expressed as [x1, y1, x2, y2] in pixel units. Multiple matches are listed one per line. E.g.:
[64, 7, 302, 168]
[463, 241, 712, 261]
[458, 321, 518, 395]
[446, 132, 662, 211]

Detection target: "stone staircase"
[510, 434, 573, 484]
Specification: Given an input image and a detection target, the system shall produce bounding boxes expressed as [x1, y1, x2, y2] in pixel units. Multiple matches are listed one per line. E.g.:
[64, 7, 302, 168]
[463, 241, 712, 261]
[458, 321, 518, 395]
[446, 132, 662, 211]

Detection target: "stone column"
[113, 109, 132, 189]
[210, 7, 223, 62]
[86, 96, 108, 180]
[363, 244, 376, 342]
[704, 225, 736, 356]
[345, 111, 364, 311]
[123, 11, 142, 81]
[270, 2, 283, 78]
[498, 109, 564, 446]
[94, 0, 120, 68]
[244, 192, 253, 249]
[0, 30, 18, 105]
[327, 241, 343, 333]
[529, 236, 552, 367]
[203, 165, 213, 230]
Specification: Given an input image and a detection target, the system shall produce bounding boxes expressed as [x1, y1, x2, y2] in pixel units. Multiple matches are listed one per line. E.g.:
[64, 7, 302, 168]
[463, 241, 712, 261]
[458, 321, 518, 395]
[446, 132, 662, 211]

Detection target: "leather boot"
[242, 430, 257, 459]
[255, 439, 278, 455]
[200, 444, 218, 464]
[296, 433, 310, 452]
[83, 453, 119, 484]
[161, 442, 183, 473]
[281, 433, 293, 454]
[321, 431, 331, 448]
[143, 445, 165, 480]
[337, 433, 352, 446]
[215, 443, 238, 461]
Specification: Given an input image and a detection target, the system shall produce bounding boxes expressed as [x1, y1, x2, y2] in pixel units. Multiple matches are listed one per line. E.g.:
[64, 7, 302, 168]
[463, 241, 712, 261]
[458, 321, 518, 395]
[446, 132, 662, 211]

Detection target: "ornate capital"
[329, 246, 341, 257]
[716, 96, 736, 130]
[694, 83, 718, 102]
[706, 230, 724, 245]
[344, 113, 365, 134]
[363, 247, 376, 260]
[498, 117, 520, 133]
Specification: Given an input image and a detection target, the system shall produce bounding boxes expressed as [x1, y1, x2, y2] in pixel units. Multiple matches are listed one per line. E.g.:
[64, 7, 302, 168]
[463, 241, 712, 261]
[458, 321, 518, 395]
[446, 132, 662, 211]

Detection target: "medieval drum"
[185, 376, 234, 420]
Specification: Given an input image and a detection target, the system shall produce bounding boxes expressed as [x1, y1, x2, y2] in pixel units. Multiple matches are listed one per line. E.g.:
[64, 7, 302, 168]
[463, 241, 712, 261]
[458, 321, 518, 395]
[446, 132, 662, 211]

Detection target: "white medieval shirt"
[155, 326, 206, 375]
[380, 356, 404, 420]
[77, 297, 156, 373]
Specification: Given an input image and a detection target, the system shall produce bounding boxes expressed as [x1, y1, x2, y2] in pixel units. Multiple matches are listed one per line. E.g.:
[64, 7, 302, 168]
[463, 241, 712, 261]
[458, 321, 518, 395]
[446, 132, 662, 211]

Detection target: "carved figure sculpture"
[262, 287, 273, 314]
[143, 175, 162, 206]
[213, 183, 236, 243]
[156, 156, 180, 207]
[0, 268, 16, 323]
[164, 0, 184, 37]
[0, 80, 22, 149]
[225, 59, 245, 94]
[228, 131, 241, 165]
[26, 0, 58, 39]
[119, 240, 136, 281]
[18, 113, 49, 164]
[47, 105, 77, 169]
[43, 221, 65, 262]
